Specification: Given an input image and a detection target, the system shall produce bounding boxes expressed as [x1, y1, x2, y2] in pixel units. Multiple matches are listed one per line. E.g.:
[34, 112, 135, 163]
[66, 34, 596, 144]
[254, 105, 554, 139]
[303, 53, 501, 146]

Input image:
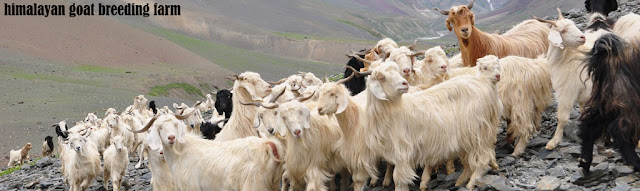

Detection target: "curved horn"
[270, 88, 286, 103]
[227, 75, 239, 81]
[351, 47, 373, 56]
[240, 101, 263, 107]
[467, 0, 475, 10]
[267, 78, 287, 85]
[349, 54, 374, 65]
[407, 40, 418, 50]
[556, 8, 564, 20]
[346, 66, 372, 77]
[213, 118, 229, 126]
[408, 51, 425, 73]
[297, 92, 315, 102]
[532, 15, 557, 27]
[131, 116, 159, 133]
[174, 108, 197, 120]
[336, 68, 356, 84]
[193, 101, 203, 108]
[434, 8, 449, 15]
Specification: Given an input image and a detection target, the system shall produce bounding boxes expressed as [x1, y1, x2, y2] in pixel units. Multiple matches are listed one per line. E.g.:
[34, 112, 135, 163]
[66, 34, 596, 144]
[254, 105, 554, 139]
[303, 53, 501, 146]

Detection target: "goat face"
[476, 55, 502, 83]
[551, 20, 587, 49]
[317, 83, 349, 115]
[105, 114, 119, 128]
[84, 113, 98, 124]
[69, 136, 87, 152]
[388, 47, 415, 77]
[367, 62, 409, 101]
[147, 115, 187, 150]
[288, 75, 303, 91]
[234, 72, 272, 102]
[422, 46, 450, 78]
[302, 73, 323, 88]
[445, 5, 475, 39]
[255, 107, 282, 135]
[111, 135, 125, 152]
[215, 89, 233, 115]
[278, 101, 311, 139]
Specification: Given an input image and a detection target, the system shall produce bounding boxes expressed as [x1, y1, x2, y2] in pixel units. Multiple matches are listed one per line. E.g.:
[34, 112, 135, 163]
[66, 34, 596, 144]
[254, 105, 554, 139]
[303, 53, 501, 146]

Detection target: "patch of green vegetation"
[337, 19, 382, 38]
[0, 165, 20, 177]
[328, 73, 344, 82]
[149, 83, 204, 97]
[445, 47, 460, 55]
[0, 67, 102, 87]
[273, 32, 314, 40]
[73, 65, 127, 74]
[0, 157, 43, 177]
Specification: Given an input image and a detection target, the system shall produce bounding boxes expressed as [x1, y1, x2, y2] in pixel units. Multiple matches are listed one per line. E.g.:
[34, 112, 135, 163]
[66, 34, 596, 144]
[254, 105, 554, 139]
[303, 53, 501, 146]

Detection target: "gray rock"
[537, 176, 561, 191]
[614, 175, 637, 184]
[569, 172, 582, 182]
[36, 157, 52, 168]
[592, 155, 606, 164]
[614, 165, 634, 175]
[500, 156, 516, 167]
[546, 152, 562, 160]
[593, 162, 609, 171]
[529, 137, 549, 147]
[25, 180, 39, 189]
[612, 182, 632, 191]
[548, 166, 566, 177]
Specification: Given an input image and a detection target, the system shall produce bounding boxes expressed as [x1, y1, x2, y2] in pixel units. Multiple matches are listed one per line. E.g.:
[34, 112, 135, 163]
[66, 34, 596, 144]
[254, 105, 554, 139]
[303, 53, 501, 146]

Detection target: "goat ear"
[446, 18, 453, 31]
[240, 82, 262, 102]
[176, 123, 186, 143]
[253, 116, 260, 128]
[147, 127, 162, 151]
[336, 94, 349, 114]
[548, 30, 564, 49]
[302, 108, 311, 129]
[368, 73, 388, 101]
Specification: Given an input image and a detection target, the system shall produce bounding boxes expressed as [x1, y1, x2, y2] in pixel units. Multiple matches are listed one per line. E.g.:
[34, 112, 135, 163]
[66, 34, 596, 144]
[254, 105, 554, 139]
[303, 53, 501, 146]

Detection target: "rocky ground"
[3, 1, 640, 191]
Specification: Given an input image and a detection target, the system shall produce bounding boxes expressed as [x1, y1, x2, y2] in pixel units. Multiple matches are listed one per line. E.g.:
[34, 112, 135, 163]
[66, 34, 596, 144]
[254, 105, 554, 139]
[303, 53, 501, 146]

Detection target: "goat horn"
[213, 118, 229, 126]
[467, 0, 475, 10]
[556, 8, 564, 20]
[336, 68, 356, 84]
[434, 8, 449, 15]
[407, 40, 418, 50]
[297, 92, 315, 102]
[132, 115, 159, 133]
[532, 15, 557, 27]
[267, 78, 287, 85]
[261, 103, 280, 109]
[174, 108, 196, 120]
[270, 88, 286, 103]
[409, 51, 425, 74]
[227, 75, 239, 81]
[350, 48, 373, 56]
[240, 101, 263, 107]
[192, 101, 203, 108]
[346, 66, 372, 77]
[349, 54, 373, 65]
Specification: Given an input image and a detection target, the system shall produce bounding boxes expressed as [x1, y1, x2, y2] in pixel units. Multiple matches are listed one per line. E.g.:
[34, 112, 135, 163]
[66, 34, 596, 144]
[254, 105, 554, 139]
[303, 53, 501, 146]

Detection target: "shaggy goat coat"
[579, 34, 640, 174]
[364, 63, 502, 190]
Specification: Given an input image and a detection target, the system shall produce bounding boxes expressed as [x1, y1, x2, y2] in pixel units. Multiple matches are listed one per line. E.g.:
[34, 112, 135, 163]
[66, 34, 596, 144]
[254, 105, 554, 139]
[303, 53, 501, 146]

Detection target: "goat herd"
[6, 0, 640, 190]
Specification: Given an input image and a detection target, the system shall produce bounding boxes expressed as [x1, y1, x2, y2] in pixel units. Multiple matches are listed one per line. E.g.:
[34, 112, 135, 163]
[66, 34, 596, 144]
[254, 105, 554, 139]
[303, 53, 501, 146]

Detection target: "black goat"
[214, 89, 233, 118]
[200, 118, 228, 140]
[343, 49, 367, 96]
[585, 0, 618, 16]
[149, 100, 158, 114]
[579, 34, 640, 175]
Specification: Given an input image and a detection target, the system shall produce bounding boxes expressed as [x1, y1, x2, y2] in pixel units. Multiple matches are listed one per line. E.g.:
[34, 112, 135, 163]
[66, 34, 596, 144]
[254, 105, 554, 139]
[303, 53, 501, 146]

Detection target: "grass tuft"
[73, 65, 127, 74]
[149, 83, 204, 97]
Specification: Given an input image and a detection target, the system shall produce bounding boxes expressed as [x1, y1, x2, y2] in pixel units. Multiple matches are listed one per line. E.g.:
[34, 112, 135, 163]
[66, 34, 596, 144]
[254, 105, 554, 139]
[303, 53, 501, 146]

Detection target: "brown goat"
[435, 0, 550, 67]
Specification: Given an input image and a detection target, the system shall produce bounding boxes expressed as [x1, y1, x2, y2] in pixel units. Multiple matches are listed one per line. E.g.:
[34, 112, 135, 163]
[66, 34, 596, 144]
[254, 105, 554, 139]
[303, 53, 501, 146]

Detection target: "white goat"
[62, 134, 102, 191]
[613, 13, 640, 40]
[316, 74, 381, 191]
[103, 135, 129, 191]
[104, 114, 136, 154]
[274, 100, 344, 191]
[146, 146, 176, 191]
[534, 11, 598, 150]
[214, 72, 272, 141]
[133, 112, 285, 191]
[356, 57, 502, 190]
